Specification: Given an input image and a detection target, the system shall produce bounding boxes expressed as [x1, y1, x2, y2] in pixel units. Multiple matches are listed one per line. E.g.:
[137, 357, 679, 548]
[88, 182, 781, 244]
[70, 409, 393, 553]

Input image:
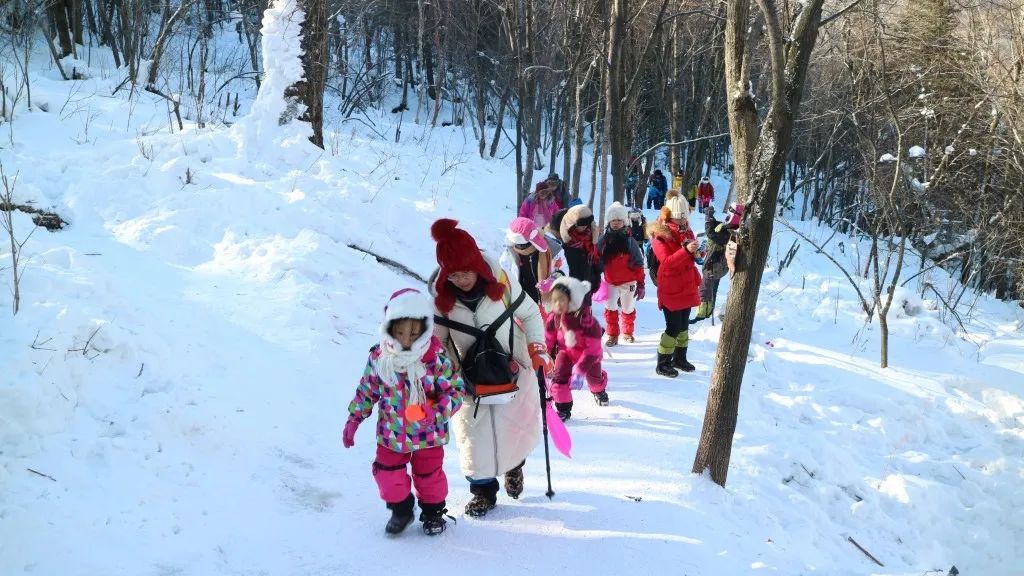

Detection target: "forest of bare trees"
[2, 0, 1022, 484]
[3, 0, 1017, 300]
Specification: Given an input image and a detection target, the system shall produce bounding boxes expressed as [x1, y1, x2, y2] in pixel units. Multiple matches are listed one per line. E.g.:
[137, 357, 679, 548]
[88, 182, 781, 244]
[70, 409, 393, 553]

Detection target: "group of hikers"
[623, 160, 716, 214]
[342, 170, 745, 538]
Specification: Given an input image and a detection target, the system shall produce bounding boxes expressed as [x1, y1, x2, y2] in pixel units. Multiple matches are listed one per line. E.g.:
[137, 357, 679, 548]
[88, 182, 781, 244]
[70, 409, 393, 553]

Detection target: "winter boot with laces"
[605, 334, 619, 347]
[465, 479, 498, 518]
[419, 501, 450, 536]
[656, 353, 679, 378]
[555, 401, 573, 422]
[593, 390, 609, 406]
[384, 494, 416, 535]
[504, 463, 525, 499]
[672, 347, 696, 373]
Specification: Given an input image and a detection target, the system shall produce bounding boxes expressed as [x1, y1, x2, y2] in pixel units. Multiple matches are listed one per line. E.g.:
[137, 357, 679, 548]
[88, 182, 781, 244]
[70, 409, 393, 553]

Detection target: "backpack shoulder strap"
[482, 288, 525, 338]
[433, 314, 484, 337]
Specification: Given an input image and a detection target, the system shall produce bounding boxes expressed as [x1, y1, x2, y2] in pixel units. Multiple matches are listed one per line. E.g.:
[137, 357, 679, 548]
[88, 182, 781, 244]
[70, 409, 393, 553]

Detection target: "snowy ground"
[2, 43, 1023, 576]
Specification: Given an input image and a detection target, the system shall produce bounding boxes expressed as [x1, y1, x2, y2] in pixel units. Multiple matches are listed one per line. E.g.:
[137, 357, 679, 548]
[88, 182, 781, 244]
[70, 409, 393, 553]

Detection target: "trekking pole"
[536, 366, 555, 499]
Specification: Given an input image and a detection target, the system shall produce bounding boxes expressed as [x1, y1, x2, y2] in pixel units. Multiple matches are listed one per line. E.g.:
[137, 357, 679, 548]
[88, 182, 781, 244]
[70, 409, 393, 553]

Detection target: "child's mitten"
[341, 418, 360, 448]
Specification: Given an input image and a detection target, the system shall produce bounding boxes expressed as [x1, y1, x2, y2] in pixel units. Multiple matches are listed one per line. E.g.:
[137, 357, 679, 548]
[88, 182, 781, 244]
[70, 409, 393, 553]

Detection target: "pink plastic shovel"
[545, 401, 573, 458]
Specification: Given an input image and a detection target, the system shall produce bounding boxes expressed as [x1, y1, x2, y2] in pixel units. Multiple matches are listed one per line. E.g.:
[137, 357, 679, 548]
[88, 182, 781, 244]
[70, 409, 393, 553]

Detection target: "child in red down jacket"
[648, 194, 703, 377]
[544, 275, 608, 422]
[342, 288, 464, 537]
[596, 201, 646, 346]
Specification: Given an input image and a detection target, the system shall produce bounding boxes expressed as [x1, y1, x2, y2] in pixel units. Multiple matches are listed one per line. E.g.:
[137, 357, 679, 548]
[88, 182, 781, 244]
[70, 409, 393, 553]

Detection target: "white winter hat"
[377, 288, 435, 406]
[664, 191, 688, 219]
[550, 275, 591, 312]
[379, 288, 434, 347]
[605, 201, 628, 224]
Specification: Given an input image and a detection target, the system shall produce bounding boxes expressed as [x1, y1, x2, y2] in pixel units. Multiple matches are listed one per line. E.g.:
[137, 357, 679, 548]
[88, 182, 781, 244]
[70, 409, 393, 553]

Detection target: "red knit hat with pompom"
[431, 218, 504, 313]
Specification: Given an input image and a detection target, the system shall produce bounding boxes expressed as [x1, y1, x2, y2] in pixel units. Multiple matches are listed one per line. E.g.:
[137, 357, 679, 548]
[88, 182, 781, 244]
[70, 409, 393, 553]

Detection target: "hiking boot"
[673, 347, 696, 373]
[593, 391, 609, 406]
[384, 494, 415, 535]
[555, 401, 573, 422]
[606, 334, 619, 347]
[465, 480, 499, 518]
[622, 334, 635, 344]
[464, 494, 497, 518]
[656, 353, 679, 378]
[419, 502, 449, 536]
[504, 464, 524, 499]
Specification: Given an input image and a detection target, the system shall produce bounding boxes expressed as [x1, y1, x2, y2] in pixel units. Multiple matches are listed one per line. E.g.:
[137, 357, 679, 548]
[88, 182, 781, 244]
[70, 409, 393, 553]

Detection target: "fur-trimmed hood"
[550, 275, 590, 312]
[559, 204, 597, 244]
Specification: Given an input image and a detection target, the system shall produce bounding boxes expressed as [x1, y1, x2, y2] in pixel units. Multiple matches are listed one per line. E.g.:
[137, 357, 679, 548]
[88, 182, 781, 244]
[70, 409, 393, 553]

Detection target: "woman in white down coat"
[429, 218, 552, 518]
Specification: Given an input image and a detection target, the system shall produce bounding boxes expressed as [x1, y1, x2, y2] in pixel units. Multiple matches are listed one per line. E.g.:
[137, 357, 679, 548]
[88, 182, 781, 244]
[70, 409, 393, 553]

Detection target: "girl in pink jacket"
[342, 288, 464, 537]
[544, 276, 608, 422]
[519, 182, 561, 230]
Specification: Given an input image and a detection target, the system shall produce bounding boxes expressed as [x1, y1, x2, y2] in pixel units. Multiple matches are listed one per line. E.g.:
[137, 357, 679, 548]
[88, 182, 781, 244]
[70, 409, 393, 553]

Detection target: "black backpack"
[646, 242, 660, 286]
[434, 289, 526, 408]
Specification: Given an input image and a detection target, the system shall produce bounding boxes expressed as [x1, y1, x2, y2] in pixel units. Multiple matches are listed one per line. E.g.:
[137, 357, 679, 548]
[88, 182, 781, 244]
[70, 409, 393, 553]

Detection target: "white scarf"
[376, 334, 430, 407]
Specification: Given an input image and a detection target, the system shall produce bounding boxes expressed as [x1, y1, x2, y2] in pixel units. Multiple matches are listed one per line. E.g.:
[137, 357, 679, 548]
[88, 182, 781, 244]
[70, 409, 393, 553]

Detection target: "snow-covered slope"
[2, 46, 1022, 576]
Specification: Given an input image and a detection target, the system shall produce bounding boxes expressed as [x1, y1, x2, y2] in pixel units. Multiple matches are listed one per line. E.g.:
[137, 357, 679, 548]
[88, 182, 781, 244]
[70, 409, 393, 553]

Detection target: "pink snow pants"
[548, 350, 607, 403]
[372, 445, 448, 505]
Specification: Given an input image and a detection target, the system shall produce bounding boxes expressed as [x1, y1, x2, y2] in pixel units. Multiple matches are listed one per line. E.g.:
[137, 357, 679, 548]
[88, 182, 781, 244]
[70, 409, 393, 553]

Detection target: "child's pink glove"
[342, 419, 360, 448]
[536, 277, 555, 293]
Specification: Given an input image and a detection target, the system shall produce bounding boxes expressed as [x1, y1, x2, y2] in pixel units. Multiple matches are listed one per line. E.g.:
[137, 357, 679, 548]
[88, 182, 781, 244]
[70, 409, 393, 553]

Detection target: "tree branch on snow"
[847, 536, 884, 567]
[346, 244, 429, 284]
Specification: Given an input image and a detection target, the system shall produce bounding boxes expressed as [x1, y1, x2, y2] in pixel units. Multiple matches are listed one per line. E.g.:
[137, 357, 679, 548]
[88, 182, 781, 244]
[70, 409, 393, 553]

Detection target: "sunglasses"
[575, 216, 594, 228]
[447, 271, 475, 282]
[514, 242, 533, 250]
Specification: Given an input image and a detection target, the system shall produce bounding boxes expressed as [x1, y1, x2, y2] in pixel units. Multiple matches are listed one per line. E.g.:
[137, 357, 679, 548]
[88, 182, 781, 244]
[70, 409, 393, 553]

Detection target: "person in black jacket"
[692, 206, 735, 323]
[557, 204, 604, 305]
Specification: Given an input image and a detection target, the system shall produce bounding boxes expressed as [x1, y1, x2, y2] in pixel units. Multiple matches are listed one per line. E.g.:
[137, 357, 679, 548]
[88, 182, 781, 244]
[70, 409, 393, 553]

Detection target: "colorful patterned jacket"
[346, 336, 464, 453]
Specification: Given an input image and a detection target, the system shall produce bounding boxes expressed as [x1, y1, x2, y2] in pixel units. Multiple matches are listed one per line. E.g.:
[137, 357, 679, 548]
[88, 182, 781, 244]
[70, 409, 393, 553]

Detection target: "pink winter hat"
[505, 217, 550, 252]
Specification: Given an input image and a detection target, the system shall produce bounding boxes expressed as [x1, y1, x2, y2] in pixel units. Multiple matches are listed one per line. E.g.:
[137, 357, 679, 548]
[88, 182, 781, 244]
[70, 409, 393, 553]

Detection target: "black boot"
[385, 494, 415, 535]
[504, 462, 525, 499]
[465, 479, 499, 518]
[656, 353, 679, 377]
[593, 390, 609, 406]
[673, 347, 696, 372]
[555, 401, 573, 422]
[419, 501, 450, 536]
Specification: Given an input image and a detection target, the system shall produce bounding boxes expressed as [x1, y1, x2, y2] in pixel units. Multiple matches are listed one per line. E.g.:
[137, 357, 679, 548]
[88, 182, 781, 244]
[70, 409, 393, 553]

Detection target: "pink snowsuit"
[347, 336, 463, 506]
[544, 305, 607, 404]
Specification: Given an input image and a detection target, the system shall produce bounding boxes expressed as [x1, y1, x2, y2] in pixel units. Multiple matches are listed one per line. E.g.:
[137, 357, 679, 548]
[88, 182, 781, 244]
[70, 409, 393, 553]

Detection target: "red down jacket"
[649, 221, 702, 311]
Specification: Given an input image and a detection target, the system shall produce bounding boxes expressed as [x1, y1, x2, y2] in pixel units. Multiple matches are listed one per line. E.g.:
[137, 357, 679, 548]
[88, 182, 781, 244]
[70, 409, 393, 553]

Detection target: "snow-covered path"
[2, 61, 1022, 575]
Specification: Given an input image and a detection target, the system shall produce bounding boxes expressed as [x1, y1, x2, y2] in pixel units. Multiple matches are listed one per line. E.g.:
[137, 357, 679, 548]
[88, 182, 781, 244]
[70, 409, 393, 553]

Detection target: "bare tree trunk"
[284, 0, 327, 147]
[48, 0, 75, 58]
[146, 0, 196, 90]
[605, 0, 626, 202]
[692, 0, 827, 487]
[571, 58, 596, 199]
[489, 87, 510, 158]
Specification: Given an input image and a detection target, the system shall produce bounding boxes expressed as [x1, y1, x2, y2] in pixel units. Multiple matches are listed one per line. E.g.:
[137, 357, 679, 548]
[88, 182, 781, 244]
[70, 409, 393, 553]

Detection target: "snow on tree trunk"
[240, 0, 313, 154]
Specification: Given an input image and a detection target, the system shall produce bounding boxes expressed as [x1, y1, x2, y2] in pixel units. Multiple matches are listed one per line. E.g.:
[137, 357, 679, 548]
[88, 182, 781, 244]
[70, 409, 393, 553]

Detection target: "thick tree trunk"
[48, 0, 75, 58]
[692, 0, 826, 487]
[283, 0, 327, 148]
